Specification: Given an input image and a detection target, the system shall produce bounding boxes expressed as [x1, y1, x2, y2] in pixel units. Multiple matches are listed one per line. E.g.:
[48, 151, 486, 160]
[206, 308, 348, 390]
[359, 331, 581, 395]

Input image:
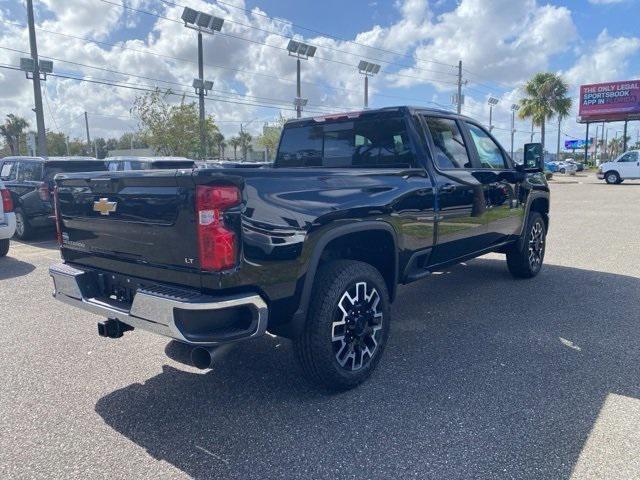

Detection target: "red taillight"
[1, 188, 13, 213]
[196, 185, 241, 271]
[38, 182, 50, 201]
[53, 186, 62, 245]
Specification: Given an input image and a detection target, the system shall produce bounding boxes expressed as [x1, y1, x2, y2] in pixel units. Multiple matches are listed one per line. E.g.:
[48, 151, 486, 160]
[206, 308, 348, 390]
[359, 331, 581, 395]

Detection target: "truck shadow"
[0, 257, 36, 280]
[95, 259, 640, 479]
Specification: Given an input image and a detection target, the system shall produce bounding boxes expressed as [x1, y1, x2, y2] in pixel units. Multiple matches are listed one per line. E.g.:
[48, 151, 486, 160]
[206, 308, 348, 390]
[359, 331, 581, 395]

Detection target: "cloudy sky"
[0, 0, 639, 150]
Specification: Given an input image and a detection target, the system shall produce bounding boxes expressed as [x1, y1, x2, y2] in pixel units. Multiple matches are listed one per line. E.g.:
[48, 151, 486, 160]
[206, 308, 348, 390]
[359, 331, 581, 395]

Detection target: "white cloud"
[588, 0, 627, 4]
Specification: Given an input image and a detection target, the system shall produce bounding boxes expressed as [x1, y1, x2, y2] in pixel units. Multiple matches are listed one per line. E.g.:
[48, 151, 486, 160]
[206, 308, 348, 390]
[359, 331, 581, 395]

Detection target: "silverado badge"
[93, 198, 118, 216]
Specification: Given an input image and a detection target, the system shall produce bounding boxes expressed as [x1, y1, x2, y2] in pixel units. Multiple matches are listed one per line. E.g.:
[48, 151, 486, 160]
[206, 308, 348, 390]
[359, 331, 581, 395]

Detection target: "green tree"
[132, 89, 218, 158]
[46, 131, 68, 156]
[518, 73, 572, 152]
[0, 114, 29, 155]
[116, 132, 147, 150]
[238, 131, 252, 161]
[256, 116, 286, 160]
[229, 136, 241, 160]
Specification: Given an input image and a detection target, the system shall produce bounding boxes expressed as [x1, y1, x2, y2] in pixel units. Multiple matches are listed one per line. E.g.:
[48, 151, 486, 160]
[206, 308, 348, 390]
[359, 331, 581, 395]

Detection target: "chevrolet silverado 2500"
[49, 107, 550, 390]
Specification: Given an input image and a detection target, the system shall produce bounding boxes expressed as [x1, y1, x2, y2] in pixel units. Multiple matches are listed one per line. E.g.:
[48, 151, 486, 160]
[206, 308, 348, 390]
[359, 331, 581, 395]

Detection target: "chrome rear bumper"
[49, 262, 268, 346]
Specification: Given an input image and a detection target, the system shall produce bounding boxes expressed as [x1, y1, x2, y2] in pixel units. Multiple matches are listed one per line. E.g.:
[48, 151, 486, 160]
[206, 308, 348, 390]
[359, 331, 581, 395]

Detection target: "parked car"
[0, 156, 107, 239]
[566, 160, 585, 172]
[50, 106, 550, 391]
[597, 150, 640, 184]
[105, 156, 196, 171]
[544, 161, 558, 173]
[555, 161, 577, 175]
[0, 180, 16, 256]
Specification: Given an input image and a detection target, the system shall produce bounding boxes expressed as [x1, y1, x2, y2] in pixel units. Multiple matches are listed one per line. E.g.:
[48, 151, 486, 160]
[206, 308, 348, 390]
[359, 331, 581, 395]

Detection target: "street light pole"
[487, 97, 498, 132]
[26, 0, 47, 156]
[456, 60, 463, 115]
[296, 57, 301, 118]
[510, 104, 519, 159]
[358, 61, 380, 110]
[181, 7, 224, 160]
[197, 31, 206, 158]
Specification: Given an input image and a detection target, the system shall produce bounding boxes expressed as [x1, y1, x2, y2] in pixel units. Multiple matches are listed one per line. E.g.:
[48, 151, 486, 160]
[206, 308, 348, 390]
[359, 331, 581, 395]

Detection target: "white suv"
[597, 150, 640, 184]
[0, 180, 16, 257]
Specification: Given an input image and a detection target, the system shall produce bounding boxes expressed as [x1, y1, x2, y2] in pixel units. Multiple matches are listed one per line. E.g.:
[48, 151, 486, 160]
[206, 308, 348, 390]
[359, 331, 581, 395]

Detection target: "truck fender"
[288, 221, 399, 338]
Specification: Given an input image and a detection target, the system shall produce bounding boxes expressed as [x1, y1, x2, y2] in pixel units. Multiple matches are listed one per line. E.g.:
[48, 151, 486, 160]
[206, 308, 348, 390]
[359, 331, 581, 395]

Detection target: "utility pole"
[601, 122, 605, 163]
[594, 124, 600, 164]
[622, 120, 628, 153]
[240, 122, 246, 161]
[65, 135, 69, 156]
[26, 0, 47, 156]
[604, 128, 609, 161]
[84, 111, 91, 147]
[456, 60, 463, 114]
[197, 31, 206, 158]
[556, 116, 561, 160]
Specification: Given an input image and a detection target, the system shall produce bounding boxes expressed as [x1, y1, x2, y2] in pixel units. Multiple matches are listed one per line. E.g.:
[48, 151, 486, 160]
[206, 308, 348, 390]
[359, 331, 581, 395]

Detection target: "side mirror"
[522, 143, 544, 172]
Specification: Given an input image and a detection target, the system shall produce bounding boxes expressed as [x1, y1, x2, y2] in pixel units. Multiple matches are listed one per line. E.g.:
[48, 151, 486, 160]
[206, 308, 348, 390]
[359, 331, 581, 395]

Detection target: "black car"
[50, 106, 550, 390]
[0, 156, 107, 239]
[105, 156, 196, 171]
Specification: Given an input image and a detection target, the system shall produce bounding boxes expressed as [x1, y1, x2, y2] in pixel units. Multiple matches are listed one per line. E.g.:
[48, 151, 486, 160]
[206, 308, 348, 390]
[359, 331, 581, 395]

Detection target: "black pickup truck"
[50, 106, 549, 390]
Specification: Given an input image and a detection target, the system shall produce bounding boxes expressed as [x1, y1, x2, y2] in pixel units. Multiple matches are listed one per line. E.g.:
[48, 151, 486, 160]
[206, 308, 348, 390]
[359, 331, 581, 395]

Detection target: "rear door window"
[0, 162, 16, 181]
[17, 161, 43, 182]
[422, 117, 472, 169]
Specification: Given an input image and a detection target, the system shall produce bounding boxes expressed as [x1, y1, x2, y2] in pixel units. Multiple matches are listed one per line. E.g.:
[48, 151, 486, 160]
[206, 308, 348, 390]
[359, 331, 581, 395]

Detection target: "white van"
[597, 150, 640, 184]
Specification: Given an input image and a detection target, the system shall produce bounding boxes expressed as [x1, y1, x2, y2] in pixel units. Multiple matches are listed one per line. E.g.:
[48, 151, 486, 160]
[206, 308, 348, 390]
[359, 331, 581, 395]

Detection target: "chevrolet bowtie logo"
[93, 198, 117, 216]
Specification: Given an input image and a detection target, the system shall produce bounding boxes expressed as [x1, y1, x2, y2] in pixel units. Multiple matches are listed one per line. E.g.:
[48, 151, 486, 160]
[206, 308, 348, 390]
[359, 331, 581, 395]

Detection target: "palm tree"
[229, 136, 241, 160]
[219, 139, 227, 159]
[238, 131, 252, 161]
[0, 114, 29, 155]
[518, 73, 572, 152]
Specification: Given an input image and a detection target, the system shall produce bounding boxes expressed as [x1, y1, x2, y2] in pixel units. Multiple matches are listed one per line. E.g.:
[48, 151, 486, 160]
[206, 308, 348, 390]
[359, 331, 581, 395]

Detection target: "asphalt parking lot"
[1, 173, 639, 480]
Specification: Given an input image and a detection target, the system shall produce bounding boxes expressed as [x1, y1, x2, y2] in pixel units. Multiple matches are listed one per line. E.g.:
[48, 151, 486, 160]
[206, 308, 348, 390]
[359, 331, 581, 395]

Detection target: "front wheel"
[506, 212, 546, 279]
[605, 171, 620, 184]
[293, 260, 391, 391]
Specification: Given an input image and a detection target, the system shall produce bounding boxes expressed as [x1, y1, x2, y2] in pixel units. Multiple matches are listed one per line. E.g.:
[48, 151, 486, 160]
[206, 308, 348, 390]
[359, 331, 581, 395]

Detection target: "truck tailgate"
[55, 170, 200, 274]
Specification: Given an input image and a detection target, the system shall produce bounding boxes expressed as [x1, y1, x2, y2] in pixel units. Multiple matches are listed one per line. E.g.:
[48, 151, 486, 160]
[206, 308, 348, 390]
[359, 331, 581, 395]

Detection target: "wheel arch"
[287, 221, 398, 338]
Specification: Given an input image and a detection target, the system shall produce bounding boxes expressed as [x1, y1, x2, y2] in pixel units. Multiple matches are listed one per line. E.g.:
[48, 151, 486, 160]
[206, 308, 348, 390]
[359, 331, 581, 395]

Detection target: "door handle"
[439, 184, 456, 193]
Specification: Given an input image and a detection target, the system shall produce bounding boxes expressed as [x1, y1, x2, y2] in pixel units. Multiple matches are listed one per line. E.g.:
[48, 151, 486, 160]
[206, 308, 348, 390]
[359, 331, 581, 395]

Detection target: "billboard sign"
[564, 139, 592, 150]
[579, 80, 640, 122]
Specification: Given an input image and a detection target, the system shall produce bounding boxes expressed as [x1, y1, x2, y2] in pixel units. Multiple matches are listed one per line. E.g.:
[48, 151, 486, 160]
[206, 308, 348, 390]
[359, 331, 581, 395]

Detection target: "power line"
[153, 0, 459, 78]
[161, 0, 459, 70]
[0, 25, 452, 109]
[95, 0, 462, 87]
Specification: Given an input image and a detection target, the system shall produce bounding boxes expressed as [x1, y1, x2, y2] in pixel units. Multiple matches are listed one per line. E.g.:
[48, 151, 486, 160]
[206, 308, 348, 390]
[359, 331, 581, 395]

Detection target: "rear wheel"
[605, 171, 620, 184]
[293, 260, 391, 391]
[13, 208, 32, 240]
[559, 168, 566, 174]
[0, 238, 9, 257]
[506, 212, 546, 279]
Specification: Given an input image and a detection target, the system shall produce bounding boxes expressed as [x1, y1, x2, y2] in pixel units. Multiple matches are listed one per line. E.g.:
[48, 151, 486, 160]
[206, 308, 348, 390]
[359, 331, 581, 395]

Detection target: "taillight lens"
[196, 185, 241, 271]
[53, 186, 62, 246]
[38, 182, 50, 201]
[1, 188, 13, 213]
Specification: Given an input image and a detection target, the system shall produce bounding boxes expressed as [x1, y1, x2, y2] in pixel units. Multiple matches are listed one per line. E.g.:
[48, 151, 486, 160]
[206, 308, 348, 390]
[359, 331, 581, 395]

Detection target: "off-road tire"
[506, 212, 546, 279]
[293, 260, 391, 391]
